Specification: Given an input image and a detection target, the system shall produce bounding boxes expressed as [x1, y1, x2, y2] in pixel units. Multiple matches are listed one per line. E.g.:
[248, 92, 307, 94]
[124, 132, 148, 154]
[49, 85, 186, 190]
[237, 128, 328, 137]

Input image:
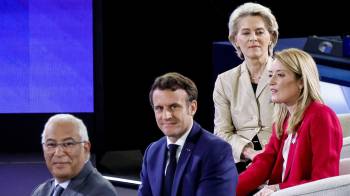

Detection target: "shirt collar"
[54, 179, 70, 189]
[166, 120, 193, 147]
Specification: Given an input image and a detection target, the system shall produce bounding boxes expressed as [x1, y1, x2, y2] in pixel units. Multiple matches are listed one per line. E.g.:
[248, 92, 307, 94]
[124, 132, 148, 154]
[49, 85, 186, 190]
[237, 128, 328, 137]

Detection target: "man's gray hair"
[41, 114, 89, 143]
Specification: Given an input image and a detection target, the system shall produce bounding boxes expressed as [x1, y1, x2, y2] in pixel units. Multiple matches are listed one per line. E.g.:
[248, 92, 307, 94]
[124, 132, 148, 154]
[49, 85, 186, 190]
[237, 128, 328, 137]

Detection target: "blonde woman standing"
[213, 2, 279, 172]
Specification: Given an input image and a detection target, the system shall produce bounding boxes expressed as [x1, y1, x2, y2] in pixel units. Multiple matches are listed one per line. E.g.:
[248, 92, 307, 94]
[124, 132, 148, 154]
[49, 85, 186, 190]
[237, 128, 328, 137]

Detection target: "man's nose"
[54, 144, 65, 154]
[162, 109, 172, 119]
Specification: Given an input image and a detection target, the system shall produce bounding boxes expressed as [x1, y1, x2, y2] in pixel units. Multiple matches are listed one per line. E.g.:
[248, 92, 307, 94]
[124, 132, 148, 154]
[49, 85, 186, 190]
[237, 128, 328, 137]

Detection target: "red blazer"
[237, 101, 343, 196]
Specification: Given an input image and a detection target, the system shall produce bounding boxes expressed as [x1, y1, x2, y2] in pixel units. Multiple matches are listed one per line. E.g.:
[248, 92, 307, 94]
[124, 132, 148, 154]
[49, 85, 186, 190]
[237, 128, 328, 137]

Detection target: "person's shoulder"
[145, 137, 166, 152]
[194, 128, 233, 160]
[199, 128, 231, 148]
[87, 168, 118, 195]
[307, 101, 336, 116]
[217, 65, 242, 80]
[31, 179, 52, 196]
[304, 101, 337, 123]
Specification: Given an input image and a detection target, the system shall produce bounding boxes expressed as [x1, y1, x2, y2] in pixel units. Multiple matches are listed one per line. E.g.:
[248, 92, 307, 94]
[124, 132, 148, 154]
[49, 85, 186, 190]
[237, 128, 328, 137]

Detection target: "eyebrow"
[268, 69, 287, 72]
[45, 137, 76, 142]
[240, 27, 266, 31]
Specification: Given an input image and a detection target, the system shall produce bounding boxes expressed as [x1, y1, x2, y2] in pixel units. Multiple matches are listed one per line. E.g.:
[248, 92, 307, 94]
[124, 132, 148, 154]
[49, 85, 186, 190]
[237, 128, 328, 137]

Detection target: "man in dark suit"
[138, 72, 238, 196]
[31, 114, 118, 196]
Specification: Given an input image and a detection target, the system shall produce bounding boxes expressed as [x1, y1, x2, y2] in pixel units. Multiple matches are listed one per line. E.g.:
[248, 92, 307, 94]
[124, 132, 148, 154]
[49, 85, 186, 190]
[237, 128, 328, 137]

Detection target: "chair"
[269, 114, 350, 195]
[338, 113, 350, 138]
[338, 113, 350, 159]
[99, 150, 142, 181]
[342, 137, 350, 159]
[272, 158, 350, 195]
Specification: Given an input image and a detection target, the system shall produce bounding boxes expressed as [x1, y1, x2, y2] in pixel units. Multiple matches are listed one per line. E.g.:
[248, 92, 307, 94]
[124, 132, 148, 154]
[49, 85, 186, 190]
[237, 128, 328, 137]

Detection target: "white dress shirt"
[165, 120, 193, 173]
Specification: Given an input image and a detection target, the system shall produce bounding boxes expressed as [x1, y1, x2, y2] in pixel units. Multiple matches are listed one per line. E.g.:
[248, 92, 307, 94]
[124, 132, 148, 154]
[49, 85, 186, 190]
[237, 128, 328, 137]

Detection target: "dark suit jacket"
[138, 121, 238, 196]
[31, 161, 118, 196]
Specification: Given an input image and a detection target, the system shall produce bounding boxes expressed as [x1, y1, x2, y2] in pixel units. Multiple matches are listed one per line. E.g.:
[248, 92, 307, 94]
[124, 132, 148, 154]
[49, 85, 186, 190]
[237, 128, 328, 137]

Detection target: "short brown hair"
[149, 72, 198, 106]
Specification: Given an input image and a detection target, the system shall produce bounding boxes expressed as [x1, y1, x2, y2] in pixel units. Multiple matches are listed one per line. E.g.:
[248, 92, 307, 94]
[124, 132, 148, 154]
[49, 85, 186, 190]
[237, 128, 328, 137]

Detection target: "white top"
[282, 133, 297, 181]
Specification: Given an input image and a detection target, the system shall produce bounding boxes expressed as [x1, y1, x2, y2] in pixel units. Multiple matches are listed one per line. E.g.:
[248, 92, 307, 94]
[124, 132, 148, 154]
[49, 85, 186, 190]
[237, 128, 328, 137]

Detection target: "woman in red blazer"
[236, 48, 343, 196]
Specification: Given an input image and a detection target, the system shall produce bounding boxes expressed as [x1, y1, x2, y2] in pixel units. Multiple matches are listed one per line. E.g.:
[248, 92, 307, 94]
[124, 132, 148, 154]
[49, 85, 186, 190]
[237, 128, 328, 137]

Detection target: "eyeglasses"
[42, 140, 85, 152]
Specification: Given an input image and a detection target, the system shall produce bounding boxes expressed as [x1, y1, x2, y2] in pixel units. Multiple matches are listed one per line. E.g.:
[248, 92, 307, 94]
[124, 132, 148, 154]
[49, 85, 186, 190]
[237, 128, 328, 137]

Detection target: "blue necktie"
[164, 144, 179, 196]
[52, 185, 64, 196]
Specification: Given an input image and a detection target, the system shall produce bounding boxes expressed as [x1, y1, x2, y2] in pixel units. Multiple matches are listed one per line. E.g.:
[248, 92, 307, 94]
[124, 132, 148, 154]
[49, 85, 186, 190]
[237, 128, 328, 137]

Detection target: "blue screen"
[0, 0, 93, 113]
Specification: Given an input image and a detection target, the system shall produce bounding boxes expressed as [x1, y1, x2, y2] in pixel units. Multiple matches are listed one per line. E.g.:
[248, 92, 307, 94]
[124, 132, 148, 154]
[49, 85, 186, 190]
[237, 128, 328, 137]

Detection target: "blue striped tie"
[52, 185, 64, 196]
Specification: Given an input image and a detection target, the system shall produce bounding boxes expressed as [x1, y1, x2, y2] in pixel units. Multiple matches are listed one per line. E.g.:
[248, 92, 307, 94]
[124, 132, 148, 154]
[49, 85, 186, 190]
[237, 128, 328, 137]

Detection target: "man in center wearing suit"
[138, 72, 238, 196]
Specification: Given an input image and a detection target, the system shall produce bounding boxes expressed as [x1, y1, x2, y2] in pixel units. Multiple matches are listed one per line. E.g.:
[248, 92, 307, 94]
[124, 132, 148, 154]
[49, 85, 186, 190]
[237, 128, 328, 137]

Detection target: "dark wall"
[1, 0, 348, 158]
[210, 0, 350, 40]
[102, 0, 213, 152]
[101, 0, 350, 153]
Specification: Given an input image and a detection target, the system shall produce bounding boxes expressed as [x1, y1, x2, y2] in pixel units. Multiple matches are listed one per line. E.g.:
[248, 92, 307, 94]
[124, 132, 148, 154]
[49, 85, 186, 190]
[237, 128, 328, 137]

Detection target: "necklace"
[247, 59, 268, 83]
[251, 75, 261, 80]
[250, 74, 261, 83]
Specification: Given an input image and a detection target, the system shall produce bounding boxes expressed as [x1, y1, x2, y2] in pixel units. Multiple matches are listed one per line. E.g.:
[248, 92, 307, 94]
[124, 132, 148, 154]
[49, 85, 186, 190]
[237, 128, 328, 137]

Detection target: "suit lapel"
[283, 133, 298, 182]
[239, 63, 259, 117]
[256, 69, 269, 98]
[153, 139, 167, 196]
[60, 188, 83, 196]
[64, 161, 93, 195]
[240, 63, 256, 99]
[171, 123, 200, 196]
[171, 141, 194, 196]
[256, 57, 272, 98]
[47, 180, 55, 196]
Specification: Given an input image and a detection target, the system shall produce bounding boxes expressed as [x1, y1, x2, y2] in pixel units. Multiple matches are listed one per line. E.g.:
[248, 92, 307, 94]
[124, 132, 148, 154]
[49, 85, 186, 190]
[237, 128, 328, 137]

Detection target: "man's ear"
[190, 100, 197, 116]
[84, 141, 91, 152]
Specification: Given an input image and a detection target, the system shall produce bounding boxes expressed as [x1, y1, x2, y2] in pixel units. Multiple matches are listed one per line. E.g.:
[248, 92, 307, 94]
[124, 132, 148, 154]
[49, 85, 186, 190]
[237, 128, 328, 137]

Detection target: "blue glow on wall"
[0, 0, 93, 113]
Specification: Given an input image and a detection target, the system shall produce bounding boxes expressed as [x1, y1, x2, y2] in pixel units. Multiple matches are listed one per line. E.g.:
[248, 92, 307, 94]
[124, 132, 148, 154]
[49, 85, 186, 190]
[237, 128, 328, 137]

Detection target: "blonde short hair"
[228, 2, 279, 59]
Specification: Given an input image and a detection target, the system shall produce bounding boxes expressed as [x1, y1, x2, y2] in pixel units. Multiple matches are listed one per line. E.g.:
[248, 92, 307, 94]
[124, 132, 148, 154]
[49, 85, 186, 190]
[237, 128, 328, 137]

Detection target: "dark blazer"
[31, 161, 118, 196]
[138, 121, 238, 196]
